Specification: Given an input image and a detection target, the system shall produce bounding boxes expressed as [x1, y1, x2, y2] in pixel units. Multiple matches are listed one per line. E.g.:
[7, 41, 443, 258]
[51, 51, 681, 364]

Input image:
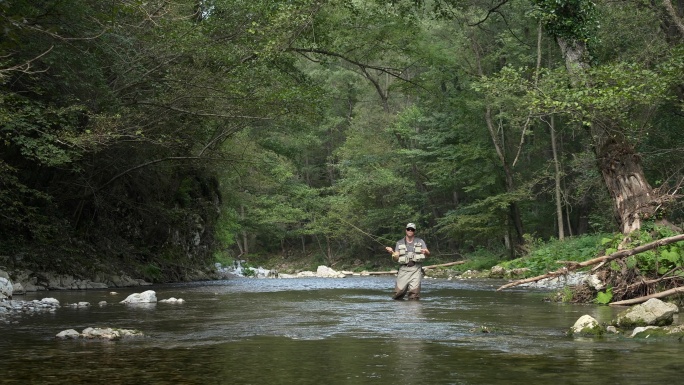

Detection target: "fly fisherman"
[385, 223, 430, 300]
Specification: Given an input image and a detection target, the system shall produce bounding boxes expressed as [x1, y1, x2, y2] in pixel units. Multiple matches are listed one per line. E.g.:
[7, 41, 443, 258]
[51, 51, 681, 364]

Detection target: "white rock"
[315, 265, 346, 278]
[80, 327, 142, 340]
[0, 274, 13, 300]
[56, 329, 80, 339]
[159, 297, 185, 304]
[571, 314, 603, 335]
[40, 298, 60, 306]
[120, 290, 157, 304]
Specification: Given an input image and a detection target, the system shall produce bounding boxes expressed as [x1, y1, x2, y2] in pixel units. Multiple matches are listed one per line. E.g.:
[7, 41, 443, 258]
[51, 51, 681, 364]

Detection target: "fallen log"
[609, 286, 684, 306]
[423, 260, 467, 270]
[496, 269, 571, 291]
[366, 260, 467, 276]
[366, 270, 398, 275]
[497, 233, 684, 291]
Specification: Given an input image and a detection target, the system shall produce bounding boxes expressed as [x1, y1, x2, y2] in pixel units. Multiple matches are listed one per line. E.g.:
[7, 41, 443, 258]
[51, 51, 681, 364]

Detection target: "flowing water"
[1, 276, 681, 384]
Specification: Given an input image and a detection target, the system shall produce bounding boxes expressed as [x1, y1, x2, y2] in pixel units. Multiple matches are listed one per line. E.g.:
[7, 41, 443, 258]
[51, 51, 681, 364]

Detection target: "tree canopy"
[2, 0, 684, 279]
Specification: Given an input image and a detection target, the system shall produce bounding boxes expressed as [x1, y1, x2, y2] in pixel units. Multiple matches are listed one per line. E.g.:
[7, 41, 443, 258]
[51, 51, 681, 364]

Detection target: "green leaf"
[595, 287, 613, 305]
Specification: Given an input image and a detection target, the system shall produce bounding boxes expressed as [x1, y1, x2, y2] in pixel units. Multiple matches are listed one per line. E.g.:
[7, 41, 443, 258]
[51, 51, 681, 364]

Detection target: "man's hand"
[385, 246, 393, 253]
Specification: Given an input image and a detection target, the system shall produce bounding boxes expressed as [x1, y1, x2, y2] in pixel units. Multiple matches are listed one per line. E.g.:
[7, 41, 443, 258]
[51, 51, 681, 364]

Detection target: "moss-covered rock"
[630, 324, 684, 339]
[570, 315, 605, 336]
[614, 298, 679, 328]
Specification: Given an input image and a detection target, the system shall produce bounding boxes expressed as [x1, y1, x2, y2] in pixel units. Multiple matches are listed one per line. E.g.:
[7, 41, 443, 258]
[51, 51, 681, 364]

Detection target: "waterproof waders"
[393, 264, 423, 300]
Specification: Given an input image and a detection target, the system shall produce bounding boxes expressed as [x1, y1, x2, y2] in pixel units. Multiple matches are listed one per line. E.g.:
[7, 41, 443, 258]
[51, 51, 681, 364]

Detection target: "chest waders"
[393, 237, 424, 300]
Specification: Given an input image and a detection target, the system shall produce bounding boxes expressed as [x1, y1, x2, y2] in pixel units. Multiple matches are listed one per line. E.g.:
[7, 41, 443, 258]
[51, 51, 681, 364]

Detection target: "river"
[1, 276, 681, 384]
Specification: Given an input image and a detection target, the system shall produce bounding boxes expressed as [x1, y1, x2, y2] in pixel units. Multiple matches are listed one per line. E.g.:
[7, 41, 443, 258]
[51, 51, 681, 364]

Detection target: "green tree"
[532, 0, 676, 235]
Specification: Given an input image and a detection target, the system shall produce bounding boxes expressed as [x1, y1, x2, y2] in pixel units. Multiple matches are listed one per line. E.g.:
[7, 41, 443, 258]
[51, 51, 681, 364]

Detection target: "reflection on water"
[1, 276, 682, 384]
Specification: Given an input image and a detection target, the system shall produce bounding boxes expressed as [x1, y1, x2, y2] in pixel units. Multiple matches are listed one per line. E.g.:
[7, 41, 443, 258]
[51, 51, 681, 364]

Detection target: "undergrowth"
[498, 233, 610, 277]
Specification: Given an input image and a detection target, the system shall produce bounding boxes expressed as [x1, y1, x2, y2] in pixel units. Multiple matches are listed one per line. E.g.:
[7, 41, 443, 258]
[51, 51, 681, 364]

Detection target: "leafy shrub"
[500, 234, 609, 276]
[454, 247, 502, 272]
[604, 223, 684, 277]
[141, 263, 162, 282]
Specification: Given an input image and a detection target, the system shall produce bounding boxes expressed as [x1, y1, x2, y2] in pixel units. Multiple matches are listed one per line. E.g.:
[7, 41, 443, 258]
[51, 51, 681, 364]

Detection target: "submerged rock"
[630, 324, 684, 339]
[56, 327, 144, 340]
[159, 297, 185, 304]
[0, 297, 60, 320]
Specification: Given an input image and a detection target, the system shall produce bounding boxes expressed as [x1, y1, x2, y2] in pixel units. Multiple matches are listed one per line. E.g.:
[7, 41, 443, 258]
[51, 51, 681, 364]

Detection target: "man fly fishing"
[385, 223, 430, 300]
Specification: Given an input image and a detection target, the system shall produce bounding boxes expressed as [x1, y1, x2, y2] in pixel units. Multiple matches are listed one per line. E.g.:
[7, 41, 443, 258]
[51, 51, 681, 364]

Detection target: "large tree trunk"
[594, 134, 656, 234]
[556, 36, 656, 234]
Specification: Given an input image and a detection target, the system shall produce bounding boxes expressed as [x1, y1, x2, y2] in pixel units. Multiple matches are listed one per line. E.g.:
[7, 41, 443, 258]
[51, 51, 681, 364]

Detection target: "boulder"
[316, 266, 346, 278]
[489, 265, 505, 278]
[570, 315, 604, 336]
[120, 290, 157, 304]
[56, 329, 80, 339]
[615, 298, 679, 327]
[40, 298, 60, 306]
[12, 282, 25, 295]
[0, 270, 12, 300]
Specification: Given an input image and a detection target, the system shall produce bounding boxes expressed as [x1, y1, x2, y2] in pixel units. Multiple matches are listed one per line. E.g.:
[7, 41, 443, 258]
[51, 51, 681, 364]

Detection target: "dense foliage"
[2, 0, 684, 283]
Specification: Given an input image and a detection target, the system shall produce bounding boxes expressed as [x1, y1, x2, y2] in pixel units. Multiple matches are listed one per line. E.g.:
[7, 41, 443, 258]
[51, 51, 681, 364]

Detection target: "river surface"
[1, 276, 681, 384]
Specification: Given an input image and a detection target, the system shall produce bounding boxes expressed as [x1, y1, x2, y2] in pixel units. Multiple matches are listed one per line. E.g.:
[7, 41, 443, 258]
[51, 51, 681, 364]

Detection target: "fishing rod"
[341, 218, 465, 261]
[337, 217, 395, 247]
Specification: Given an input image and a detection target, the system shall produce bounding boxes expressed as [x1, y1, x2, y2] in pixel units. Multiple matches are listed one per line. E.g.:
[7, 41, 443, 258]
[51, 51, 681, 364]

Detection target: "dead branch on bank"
[497, 233, 684, 291]
[367, 260, 467, 275]
[423, 261, 467, 270]
[609, 286, 684, 306]
[366, 270, 398, 275]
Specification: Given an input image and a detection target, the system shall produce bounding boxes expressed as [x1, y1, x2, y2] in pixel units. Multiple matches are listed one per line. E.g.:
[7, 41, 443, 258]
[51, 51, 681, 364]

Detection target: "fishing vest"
[396, 237, 425, 264]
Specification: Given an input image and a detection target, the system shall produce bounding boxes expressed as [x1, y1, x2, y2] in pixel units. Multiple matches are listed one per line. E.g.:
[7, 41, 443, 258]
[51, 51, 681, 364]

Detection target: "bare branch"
[0, 46, 53, 78]
[97, 156, 203, 192]
[468, 0, 510, 27]
[291, 47, 406, 78]
[136, 101, 275, 120]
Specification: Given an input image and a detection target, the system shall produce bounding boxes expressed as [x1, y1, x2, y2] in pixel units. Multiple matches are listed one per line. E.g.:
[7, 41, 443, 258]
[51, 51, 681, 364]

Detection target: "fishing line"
[337, 217, 395, 247]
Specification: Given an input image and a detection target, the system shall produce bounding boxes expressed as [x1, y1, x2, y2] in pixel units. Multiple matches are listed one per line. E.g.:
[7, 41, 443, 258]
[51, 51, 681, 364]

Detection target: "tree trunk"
[549, 115, 565, 240]
[472, 34, 525, 246]
[595, 136, 656, 234]
[241, 205, 249, 255]
[556, 36, 656, 234]
[484, 105, 525, 244]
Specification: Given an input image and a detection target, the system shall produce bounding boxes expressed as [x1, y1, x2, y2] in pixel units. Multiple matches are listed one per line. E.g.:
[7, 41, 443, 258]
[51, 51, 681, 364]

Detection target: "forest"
[2, 0, 684, 295]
